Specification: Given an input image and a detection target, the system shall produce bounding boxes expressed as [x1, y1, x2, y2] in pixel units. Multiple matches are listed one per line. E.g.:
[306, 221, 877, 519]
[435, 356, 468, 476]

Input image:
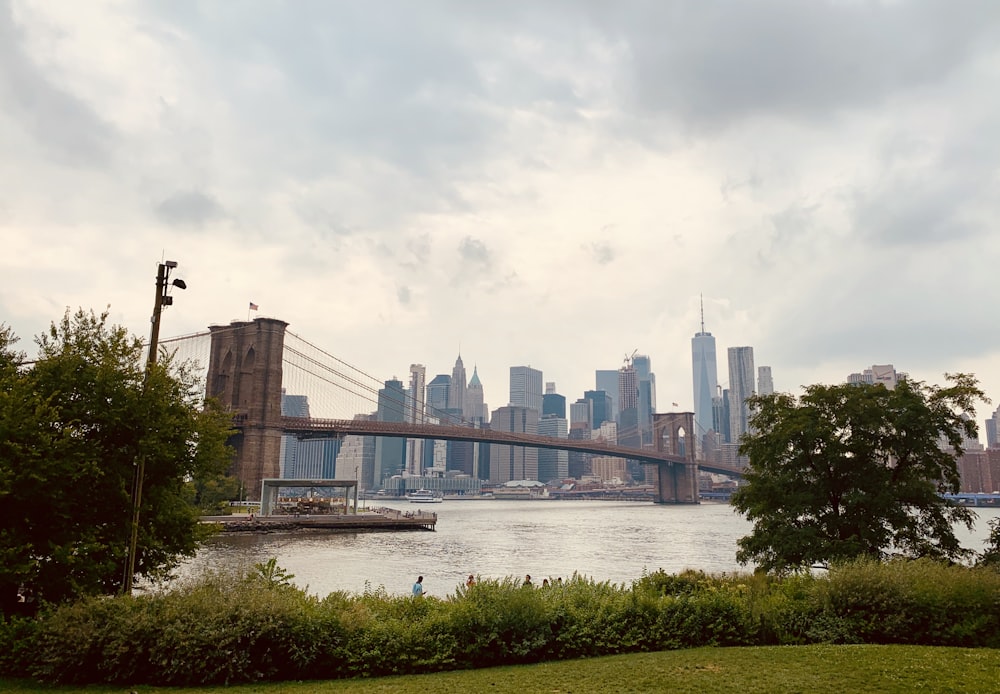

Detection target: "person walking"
[412, 575, 424, 597]
[466, 574, 476, 588]
[523, 574, 532, 587]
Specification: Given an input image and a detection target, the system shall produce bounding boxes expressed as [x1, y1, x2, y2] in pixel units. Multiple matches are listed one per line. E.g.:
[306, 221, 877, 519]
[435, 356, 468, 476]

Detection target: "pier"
[202, 508, 437, 533]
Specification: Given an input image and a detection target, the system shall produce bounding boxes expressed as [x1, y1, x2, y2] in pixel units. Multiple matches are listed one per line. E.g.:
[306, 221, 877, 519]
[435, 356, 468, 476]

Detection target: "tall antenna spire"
[700, 293, 705, 333]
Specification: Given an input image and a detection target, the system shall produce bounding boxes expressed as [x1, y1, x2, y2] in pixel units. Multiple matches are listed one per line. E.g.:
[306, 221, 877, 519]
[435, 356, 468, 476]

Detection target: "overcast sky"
[2, 0, 999, 429]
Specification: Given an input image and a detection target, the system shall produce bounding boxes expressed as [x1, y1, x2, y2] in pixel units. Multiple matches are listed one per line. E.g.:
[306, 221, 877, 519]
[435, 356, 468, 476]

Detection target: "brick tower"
[648, 411, 699, 504]
[206, 318, 289, 499]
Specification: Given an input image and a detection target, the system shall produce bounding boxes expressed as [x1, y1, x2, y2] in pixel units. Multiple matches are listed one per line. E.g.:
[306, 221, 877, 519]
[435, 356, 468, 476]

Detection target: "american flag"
[249, 302, 259, 311]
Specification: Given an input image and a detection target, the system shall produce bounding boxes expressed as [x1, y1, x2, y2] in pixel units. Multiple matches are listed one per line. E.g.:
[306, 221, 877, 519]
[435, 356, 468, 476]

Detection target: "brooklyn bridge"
[160, 317, 743, 504]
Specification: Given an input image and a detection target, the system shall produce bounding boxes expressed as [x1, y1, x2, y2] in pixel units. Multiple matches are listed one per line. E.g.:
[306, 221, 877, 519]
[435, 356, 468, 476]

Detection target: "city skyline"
[3, 3, 999, 429]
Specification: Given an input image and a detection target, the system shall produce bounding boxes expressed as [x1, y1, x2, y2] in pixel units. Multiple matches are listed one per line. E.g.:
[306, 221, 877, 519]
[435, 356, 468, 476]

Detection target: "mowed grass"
[2, 645, 998, 693]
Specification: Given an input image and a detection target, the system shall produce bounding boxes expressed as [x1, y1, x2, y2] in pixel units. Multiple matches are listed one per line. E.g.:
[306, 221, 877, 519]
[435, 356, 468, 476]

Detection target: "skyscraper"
[570, 397, 593, 431]
[691, 301, 719, 443]
[280, 389, 310, 478]
[543, 382, 566, 418]
[617, 364, 640, 450]
[406, 364, 426, 476]
[595, 370, 620, 423]
[757, 366, 774, 396]
[374, 378, 406, 487]
[509, 366, 543, 413]
[334, 413, 376, 490]
[425, 374, 451, 418]
[537, 414, 569, 482]
[584, 390, 612, 429]
[466, 366, 487, 420]
[489, 405, 539, 482]
[407, 364, 426, 423]
[450, 355, 467, 418]
[985, 405, 1000, 449]
[633, 354, 656, 447]
[727, 346, 756, 455]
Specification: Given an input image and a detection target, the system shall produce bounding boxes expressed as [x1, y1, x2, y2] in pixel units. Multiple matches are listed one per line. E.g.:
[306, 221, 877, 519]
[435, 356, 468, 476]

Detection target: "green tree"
[979, 518, 1000, 569]
[731, 374, 986, 574]
[189, 470, 242, 514]
[0, 310, 234, 614]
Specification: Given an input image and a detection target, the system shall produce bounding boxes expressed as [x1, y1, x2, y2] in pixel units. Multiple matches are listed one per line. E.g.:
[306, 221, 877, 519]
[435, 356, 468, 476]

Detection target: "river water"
[177, 500, 1000, 598]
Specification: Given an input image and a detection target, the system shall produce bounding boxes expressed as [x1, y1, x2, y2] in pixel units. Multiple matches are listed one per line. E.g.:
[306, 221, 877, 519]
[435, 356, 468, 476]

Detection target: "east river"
[176, 500, 1000, 598]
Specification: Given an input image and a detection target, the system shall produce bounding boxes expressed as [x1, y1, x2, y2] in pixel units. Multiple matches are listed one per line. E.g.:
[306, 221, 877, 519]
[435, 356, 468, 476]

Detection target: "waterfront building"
[489, 405, 539, 482]
[591, 456, 627, 485]
[957, 448, 1000, 493]
[691, 300, 719, 446]
[727, 346, 755, 465]
[510, 366, 543, 414]
[537, 414, 569, 482]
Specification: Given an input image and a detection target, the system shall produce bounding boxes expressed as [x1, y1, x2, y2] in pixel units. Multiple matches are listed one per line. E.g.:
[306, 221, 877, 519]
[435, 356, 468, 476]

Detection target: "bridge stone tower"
[647, 412, 699, 504]
[206, 318, 288, 500]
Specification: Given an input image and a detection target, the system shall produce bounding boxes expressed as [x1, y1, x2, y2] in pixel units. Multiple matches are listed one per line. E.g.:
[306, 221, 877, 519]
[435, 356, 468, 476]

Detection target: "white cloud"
[2, 0, 999, 426]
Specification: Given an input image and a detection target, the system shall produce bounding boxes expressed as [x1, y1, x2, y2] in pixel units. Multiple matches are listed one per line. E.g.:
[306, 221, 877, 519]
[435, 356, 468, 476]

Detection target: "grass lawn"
[2, 645, 998, 693]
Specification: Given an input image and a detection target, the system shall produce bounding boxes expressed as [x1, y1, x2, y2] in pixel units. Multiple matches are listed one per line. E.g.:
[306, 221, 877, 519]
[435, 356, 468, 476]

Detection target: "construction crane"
[623, 349, 637, 368]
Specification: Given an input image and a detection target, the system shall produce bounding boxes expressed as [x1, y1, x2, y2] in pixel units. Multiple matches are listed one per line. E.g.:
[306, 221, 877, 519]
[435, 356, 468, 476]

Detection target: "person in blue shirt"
[412, 575, 424, 597]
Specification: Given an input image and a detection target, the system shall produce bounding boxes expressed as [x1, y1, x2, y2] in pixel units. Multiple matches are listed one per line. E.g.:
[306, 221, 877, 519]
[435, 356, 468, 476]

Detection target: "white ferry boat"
[406, 489, 443, 504]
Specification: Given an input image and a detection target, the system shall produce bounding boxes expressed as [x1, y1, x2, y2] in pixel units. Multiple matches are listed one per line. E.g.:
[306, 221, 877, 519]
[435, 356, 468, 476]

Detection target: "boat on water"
[406, 489, 443, 504]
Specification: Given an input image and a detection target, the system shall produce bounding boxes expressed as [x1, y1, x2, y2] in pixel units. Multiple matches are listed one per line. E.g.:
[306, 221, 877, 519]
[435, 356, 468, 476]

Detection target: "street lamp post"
[123, 261, 186, 594]
[355, 465, 360, 513]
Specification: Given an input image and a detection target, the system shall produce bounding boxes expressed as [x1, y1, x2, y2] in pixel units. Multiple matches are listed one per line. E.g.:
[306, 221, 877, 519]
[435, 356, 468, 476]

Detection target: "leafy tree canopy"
[0, 309, 235, 615]
[732, 374, 987, 574]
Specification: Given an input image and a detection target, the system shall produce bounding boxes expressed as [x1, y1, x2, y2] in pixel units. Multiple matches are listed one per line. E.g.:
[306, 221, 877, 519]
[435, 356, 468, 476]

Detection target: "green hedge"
[3, 560, 999, 686]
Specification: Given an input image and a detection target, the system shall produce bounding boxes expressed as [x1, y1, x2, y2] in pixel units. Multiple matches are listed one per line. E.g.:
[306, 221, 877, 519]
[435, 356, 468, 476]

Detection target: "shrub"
[819, 558, 1000, 647]
[8, 558, 1000, 686]
[0, 616, 38, 678]
[29, 568, 339, 686]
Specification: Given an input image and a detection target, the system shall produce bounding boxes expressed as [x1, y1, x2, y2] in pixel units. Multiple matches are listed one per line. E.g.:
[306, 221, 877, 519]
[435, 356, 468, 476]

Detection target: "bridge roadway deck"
[277, 416, 744, 478]
[201, 509, 437, 532]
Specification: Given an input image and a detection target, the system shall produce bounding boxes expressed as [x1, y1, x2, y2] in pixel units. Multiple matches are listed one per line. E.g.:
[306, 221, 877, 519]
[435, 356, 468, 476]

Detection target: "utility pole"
[124, 261, 185, 594]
